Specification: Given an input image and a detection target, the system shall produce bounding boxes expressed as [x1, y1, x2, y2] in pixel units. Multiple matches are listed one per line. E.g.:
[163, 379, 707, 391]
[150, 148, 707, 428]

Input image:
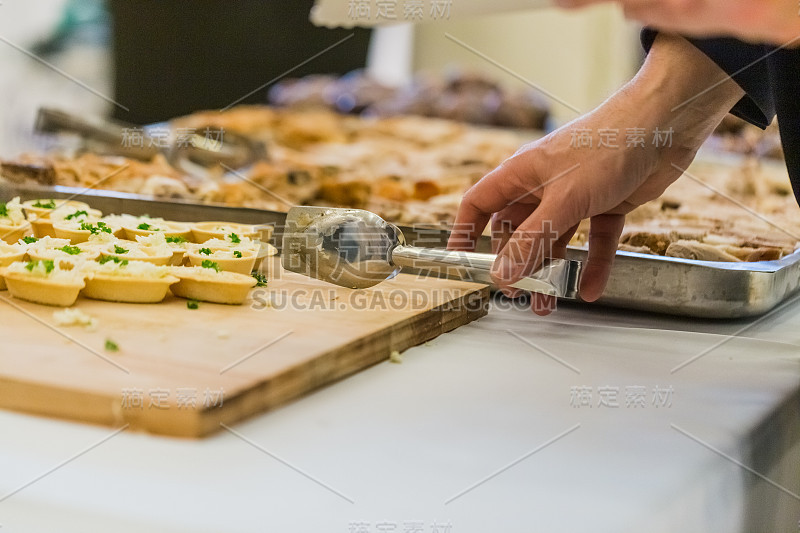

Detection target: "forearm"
[629, 33, 746, 150]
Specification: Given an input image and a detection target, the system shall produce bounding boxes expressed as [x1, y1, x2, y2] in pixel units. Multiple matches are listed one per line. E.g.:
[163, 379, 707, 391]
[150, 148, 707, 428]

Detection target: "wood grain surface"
[0, 259, 488, 438]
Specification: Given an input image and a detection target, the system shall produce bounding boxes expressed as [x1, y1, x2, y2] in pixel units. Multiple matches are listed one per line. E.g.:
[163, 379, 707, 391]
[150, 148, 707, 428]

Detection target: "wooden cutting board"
[0, 259, 488, 438]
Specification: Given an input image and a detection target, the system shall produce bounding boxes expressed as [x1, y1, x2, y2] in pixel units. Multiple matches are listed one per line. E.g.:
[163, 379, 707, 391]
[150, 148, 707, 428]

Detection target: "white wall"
[410, 4, 642, 125]
[0, 0, 111, 157]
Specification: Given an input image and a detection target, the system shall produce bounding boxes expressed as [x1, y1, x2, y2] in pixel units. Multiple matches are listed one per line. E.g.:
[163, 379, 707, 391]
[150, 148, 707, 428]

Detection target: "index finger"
[447, 161, 534, 252]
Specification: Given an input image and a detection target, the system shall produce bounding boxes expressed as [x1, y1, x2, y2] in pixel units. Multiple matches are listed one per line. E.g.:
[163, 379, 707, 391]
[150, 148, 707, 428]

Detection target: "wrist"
[630, 33, 745, 150]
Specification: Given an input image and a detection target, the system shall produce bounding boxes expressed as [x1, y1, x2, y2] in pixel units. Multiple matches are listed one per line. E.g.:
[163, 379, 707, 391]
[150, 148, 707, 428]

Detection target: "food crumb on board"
[104, 339, 120, 353]
[389, 350, 403, 364]
[52, 309, 98, 331]
[217, 329, 231, 340]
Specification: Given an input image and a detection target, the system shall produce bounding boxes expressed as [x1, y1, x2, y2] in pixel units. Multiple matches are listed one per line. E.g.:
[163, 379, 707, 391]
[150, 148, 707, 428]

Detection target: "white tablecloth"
[1, 296, 798, 533]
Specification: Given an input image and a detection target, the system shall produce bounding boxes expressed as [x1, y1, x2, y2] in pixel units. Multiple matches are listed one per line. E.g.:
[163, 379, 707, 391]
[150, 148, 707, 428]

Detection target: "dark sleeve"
[641, 29, 776, 129]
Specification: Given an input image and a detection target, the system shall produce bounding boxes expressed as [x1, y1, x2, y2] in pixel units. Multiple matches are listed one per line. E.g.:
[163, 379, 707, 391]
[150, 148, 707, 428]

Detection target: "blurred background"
[0, 0, 641, 158]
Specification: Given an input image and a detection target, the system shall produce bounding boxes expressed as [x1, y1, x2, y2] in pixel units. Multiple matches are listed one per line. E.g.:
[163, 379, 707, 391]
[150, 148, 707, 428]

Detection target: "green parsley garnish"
[233, 250, 243, 258]
[25, 259, 55, 273]
[104, 339, 119, 352]
[80, 222, 112, 235]
[137, 222, 152, 230]
[32, 200, 57, 209]
[165, 236, 187, 244]
[64, 210, 88, 220]
[251, 271, 268, 287]
[113, 245, 129, 254]
[201, 260, 221, 272]
[99, 255, 128, 266]
[0, 203, 8, 217]
[22, 236, 38, 244]
[228, 233, 241, 244]
[187, 300, 199, 310]
[198, 247, 212, 256]
[59, 245, 82, 255]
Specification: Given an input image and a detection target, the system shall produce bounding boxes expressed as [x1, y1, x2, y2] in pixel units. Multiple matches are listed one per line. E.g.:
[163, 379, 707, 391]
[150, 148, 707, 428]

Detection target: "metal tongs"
[34, 107, 267, 178]
[281, 206, 582, 298]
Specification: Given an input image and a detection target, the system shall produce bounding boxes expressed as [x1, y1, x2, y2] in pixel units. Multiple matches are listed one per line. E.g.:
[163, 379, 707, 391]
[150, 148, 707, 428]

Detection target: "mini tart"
[27, 245, 100, 265]
[22, 199, 92, 220]
[81, 260, 179, 303]
[123, 221, 192, 242]
[170, 266, 257, 305]
[1, 262, 85, 307]
[98, 242, 172, 266]
[134, 233, 187, 266]
[24, 201, 98, 238]
[191, 221, 260, 244]
[0, 243, 26, 290]
[53, 220, 122, 244]
[0, 223, 31, 245]
[21, 235, 71, 254]
[186, 246, 257, 275]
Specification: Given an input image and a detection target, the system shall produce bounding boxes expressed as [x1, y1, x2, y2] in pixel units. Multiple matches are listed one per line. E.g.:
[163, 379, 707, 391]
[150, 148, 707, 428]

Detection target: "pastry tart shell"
[0, 252, 26, 290]
[186, 251, 257, 275]
[82, 275, 179, 303]
[1, 270, 85, 307]
[0, 224, 30, 245]
[170, 271, 257, 305]
[191, 221, 260, 244]
[123, 223, 192, 242]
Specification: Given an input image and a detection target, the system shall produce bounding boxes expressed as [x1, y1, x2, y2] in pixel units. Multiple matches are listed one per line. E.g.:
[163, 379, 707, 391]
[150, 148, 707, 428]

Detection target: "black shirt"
[642, 30, 800, 204]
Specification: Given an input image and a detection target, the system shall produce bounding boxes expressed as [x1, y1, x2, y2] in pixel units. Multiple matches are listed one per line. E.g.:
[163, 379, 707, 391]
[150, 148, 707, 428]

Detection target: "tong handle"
[391, 245, 582, 299]
[35, 107, 160, 160]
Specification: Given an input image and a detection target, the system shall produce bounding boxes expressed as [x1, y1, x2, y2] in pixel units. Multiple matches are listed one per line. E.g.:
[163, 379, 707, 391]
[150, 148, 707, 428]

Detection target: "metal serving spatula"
[282, 206, 582, 298]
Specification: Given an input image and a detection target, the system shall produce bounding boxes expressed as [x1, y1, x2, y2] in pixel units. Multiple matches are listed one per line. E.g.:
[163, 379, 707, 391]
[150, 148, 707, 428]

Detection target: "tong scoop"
[281, 206, 582, 298]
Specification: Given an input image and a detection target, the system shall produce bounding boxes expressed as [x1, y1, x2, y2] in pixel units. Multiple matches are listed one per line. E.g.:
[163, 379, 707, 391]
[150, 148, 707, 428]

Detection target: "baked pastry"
[97, 240, 172, 266]
[191, 221, 265, 243]
[186, 244, 257, 275]
[4, 106, 799, 263]
[1, 259, 85, 306]
[81, 258, 179, 303]
[665, 241, 744, 262]
[0, 242, 26, 290]
[0, 197, 30, 244]
[53, 219, 120, 244]
[122, 218, 192, 242]
[22, 199, 95, 238]
[134, 232, 188, 266]
[170, 266, 258, 304]
[25, 236, 100, 265]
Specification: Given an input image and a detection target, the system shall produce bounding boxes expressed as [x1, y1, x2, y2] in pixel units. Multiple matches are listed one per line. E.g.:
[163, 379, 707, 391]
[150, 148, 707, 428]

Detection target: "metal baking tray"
[2, 180, 799, 319]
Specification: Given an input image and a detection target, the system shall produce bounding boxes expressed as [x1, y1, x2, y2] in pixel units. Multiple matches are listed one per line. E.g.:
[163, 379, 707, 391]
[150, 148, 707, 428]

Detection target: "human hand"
[556, 0, 800, 46]
[447, 34, 745, 315]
